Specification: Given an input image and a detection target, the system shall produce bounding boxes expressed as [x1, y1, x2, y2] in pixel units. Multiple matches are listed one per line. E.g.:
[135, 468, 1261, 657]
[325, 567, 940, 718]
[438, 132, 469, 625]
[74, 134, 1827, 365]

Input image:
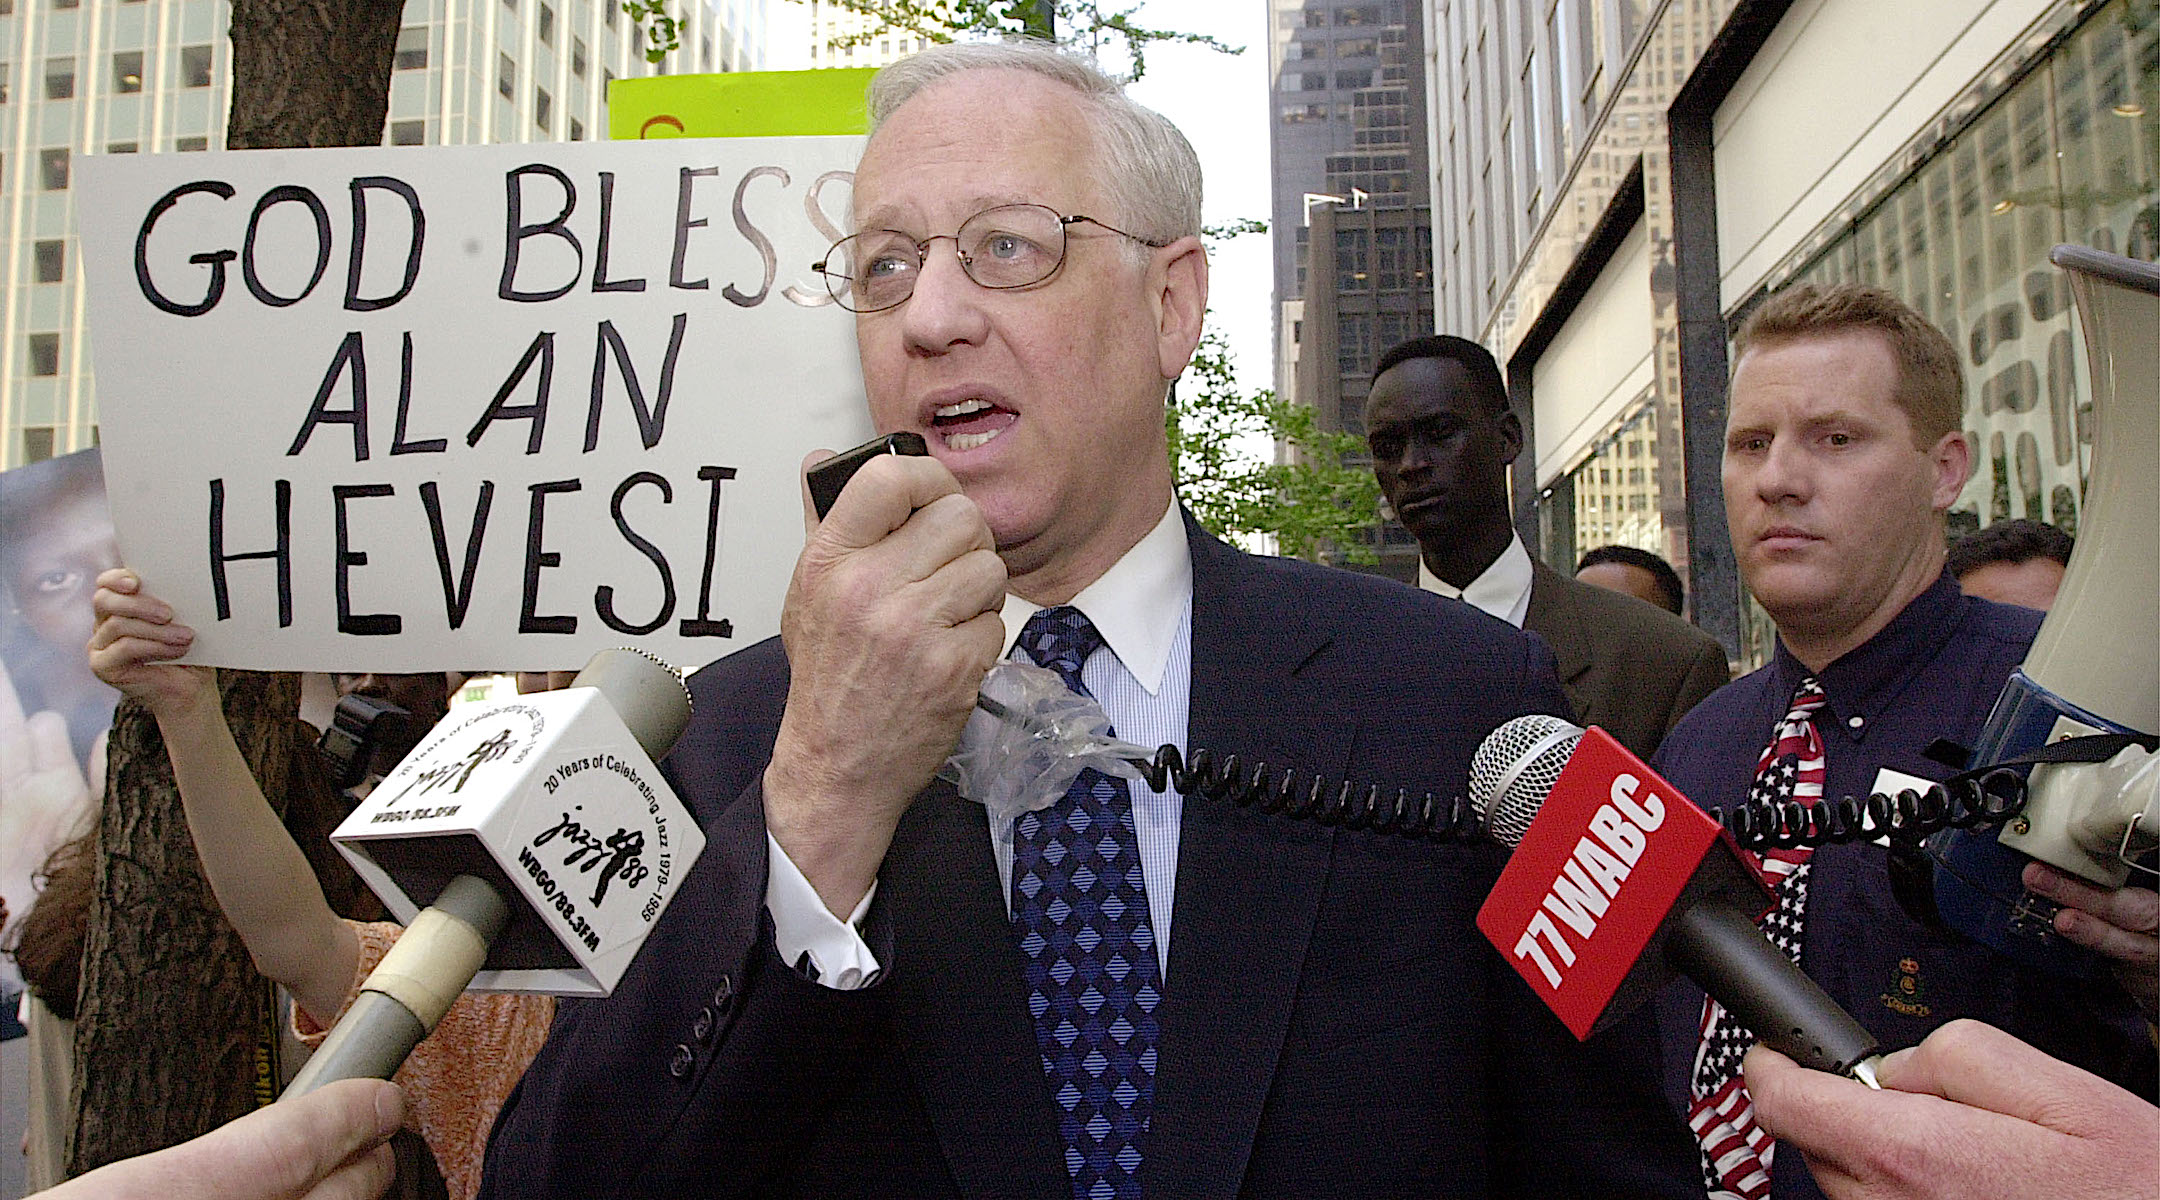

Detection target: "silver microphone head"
[1469, 714, 1585, 848]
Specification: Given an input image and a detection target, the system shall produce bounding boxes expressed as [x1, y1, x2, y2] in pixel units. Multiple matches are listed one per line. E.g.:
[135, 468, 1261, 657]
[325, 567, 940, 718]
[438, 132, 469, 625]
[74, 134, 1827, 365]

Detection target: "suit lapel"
[884, 782, 1068, 1199]
[1146, 523, 1340, 1200]
[1525, 559, 1594, 685]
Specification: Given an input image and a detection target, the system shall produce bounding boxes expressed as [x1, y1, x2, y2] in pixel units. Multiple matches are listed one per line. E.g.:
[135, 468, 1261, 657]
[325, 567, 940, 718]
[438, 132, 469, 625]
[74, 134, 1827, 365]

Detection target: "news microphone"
[1471, 715, 1883, 1084]
[284, 648, 702, 1099]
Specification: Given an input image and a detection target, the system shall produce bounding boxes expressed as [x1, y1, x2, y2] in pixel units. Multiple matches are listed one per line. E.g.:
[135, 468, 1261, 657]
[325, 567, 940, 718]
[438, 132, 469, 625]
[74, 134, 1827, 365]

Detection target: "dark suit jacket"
[482, 520, 1698, 1199]
[1523, 559, 1728, 762]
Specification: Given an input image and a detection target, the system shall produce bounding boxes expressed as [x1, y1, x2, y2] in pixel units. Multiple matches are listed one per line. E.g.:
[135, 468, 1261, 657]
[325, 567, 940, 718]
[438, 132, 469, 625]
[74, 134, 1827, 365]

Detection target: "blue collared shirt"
[1651, 572, 2155, 1198]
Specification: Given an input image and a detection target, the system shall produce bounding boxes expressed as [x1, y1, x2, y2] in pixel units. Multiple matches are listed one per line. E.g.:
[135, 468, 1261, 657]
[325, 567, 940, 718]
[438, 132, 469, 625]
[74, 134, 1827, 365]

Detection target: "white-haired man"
[483, 42, 1696, 1200]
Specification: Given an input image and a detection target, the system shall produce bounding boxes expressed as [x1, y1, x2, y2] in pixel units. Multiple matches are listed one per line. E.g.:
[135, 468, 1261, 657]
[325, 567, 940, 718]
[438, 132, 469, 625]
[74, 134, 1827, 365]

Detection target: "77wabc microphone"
[284, 648, 705, 1098]
[1930, 246, 2160, 977]
[1470, 715, 1886, 1086]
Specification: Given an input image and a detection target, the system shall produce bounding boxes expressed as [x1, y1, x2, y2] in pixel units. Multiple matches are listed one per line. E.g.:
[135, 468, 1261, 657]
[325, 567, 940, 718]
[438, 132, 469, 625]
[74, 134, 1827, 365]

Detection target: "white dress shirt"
[1417, 532, 1534, 628]
[766, 501, 1194, 989]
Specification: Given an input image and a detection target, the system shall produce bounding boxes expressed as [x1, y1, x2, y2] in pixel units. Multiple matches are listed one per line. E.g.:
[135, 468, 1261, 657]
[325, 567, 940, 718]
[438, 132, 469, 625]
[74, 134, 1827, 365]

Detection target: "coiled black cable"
[1706, 768, 2029, 853]
[1121, 748, 2032, 851]
[1124, 744, 1480, 840]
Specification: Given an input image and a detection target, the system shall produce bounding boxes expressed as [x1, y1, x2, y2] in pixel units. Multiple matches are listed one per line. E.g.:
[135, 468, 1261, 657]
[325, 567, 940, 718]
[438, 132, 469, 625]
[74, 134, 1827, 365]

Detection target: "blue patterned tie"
[1010, 606, 1161, 1200]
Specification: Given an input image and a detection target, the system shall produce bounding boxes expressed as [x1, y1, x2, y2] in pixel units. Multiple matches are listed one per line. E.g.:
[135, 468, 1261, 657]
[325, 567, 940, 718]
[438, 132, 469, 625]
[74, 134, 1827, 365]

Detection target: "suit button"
[712, 974, 734, 1013]
[668, 1043, 695, 1079]
[693, 1007, 716, 1043]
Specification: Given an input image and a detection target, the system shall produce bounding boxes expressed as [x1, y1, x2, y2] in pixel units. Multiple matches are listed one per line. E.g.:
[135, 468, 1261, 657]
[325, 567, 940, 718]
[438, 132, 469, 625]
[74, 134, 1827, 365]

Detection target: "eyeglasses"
[812, 203, 1168, 313]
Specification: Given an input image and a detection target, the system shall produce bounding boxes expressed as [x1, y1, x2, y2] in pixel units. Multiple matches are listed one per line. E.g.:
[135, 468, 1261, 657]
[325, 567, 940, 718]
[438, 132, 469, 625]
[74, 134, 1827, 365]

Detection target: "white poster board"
[78, 136, 872, 673]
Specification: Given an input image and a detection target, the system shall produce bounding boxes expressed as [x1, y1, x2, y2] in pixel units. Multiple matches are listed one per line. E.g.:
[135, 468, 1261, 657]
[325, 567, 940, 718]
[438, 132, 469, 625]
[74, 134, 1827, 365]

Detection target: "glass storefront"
[1538, 0, 2156, 666]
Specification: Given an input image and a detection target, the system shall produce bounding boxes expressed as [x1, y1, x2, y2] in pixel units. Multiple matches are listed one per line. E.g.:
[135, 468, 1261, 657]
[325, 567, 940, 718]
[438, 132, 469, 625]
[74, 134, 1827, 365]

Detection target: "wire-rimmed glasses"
[812, 203, 1167, 313]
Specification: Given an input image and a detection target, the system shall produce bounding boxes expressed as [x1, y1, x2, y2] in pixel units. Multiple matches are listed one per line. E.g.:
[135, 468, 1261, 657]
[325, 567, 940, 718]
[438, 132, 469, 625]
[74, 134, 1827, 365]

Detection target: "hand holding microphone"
[1469, 714, 1884, 1083]
[1744, 1019, 2160, 1200]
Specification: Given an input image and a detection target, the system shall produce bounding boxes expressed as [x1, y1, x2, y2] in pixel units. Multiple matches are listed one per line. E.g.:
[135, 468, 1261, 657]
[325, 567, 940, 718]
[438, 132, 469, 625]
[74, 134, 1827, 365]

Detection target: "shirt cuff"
[764, 831, 882, 990]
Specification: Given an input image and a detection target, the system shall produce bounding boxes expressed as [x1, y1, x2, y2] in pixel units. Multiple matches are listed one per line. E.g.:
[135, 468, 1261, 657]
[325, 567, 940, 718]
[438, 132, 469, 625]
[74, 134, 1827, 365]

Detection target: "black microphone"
[1470, 714, 1884, 1083]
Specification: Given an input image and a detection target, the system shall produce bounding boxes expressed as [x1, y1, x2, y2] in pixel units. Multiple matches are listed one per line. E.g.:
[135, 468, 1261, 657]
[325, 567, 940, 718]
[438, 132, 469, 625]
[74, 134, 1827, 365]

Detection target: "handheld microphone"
[284, 648, 702, 1099]
[1471, 715, 1883, 1084]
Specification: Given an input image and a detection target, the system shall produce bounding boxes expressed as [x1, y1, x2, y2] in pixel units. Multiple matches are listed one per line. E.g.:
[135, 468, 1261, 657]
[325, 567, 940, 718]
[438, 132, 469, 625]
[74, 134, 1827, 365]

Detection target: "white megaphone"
[1936, 246, 2160, 973]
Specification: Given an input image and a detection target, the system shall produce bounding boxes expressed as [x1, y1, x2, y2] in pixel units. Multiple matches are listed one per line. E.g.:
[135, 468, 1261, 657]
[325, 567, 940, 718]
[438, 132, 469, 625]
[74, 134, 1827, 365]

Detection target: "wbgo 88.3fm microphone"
[1470, 715, 1884, 1085]
[284, 648, 705, 1098]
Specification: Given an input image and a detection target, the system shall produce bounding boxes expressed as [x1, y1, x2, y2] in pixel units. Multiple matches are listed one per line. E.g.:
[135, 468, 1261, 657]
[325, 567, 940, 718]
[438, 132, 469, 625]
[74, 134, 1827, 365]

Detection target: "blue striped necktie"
[1009, 605, 1162, 1200]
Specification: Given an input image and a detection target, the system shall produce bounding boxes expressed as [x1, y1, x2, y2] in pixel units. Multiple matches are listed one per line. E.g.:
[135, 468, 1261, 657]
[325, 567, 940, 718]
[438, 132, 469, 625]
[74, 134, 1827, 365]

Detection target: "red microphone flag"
[1475, 726, 1775, 1039]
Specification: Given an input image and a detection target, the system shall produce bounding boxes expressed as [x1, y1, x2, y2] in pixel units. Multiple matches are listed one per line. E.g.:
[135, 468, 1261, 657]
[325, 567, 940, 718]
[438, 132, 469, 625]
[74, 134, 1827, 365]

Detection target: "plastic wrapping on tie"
[940, 661, 1152, 833]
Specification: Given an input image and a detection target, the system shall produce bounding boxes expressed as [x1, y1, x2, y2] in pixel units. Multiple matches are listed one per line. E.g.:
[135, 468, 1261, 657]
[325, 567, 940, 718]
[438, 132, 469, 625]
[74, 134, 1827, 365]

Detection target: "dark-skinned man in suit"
[1365, 334, 1728, 761]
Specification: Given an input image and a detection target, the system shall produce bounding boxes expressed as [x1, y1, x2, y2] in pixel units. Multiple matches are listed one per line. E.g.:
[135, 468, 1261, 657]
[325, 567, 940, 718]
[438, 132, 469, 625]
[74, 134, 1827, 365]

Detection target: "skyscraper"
[1268, 0, 1431, 581]
[0, 0, 771, 470]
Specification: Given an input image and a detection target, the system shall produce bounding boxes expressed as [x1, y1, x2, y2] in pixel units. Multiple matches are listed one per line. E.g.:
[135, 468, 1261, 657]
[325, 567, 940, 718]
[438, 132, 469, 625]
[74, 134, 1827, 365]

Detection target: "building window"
[605, 0, 617, 28]
[498, 53, 516, 100]
[34, 240, 64, 283]
[539, 2, 555, 44]
[53, 0, 79, 9]
[22, 427, 57, 464]
[113, 50, 144, 93]
[1336, 69, 1372, 89]
[569, 116, 584, 141]
[394, 27, 428, 71]
[572, 36, 588, 78]
[389, 119, 424, 145]
[106, 141, 137, 153]
[39, 148, 69, 190]
[1, 63, 9, 103]
[181, 45, 214, 88]
[175, 135, 208, 151]
[29, 333, 60, 375]
[45, 57, 76, 101]
[502, 0, 516, 11]
[534, 86, 552, 131]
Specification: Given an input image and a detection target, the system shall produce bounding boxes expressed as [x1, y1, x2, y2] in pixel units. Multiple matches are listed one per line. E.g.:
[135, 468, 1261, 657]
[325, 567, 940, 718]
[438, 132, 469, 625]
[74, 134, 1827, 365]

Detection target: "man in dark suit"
[482, 42, 1695, 1200]
[1364, 335, 1728, 761]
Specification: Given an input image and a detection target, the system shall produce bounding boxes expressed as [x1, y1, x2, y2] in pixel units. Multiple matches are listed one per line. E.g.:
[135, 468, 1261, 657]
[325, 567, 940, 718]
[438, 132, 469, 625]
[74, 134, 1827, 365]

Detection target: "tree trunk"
[224, 0, 404, 152]
[66, 0, 402, 1175]
[68, 674, 299, 1173]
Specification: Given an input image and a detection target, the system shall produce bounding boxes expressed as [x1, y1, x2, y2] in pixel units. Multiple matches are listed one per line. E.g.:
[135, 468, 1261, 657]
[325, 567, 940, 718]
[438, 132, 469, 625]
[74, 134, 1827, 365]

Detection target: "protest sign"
[77, 135, 872, 673]
[607, 68, 876, 140]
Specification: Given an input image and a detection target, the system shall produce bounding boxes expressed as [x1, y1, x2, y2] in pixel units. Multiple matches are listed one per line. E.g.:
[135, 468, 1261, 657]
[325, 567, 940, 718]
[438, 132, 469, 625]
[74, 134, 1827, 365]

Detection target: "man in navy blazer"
[482, 41, 1695, 1200]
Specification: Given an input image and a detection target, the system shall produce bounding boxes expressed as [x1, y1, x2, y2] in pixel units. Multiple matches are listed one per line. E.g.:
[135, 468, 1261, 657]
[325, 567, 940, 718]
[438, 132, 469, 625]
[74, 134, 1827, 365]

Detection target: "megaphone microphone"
[1933, 246, 2160, 975]
[284, 648, 701, 1099]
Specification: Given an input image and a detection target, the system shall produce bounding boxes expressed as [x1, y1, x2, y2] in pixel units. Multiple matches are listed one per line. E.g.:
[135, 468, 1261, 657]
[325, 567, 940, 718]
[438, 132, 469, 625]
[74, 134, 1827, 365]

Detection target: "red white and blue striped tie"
[1689, 675, 1826, 1200]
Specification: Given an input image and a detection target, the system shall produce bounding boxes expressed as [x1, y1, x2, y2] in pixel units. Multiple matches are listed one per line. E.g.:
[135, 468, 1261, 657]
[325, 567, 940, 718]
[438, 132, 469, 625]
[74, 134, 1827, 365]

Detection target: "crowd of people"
[5, 37, 2153, 1200]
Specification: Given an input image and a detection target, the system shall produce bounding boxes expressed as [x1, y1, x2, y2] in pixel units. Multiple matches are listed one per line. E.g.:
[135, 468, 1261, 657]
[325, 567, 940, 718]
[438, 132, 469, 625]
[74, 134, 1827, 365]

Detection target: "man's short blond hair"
[1733, 282, 1965, 446]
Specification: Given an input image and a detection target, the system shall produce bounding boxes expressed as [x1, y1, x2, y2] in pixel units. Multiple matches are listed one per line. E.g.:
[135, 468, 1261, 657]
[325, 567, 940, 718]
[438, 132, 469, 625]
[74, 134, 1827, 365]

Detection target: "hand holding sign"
[763, 450, 1007, 918]
[88, 568, 219, 718]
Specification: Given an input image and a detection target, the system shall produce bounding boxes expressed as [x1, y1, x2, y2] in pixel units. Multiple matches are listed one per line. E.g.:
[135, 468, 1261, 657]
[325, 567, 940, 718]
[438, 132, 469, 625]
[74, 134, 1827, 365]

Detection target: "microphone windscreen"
[1470, 714, 1584, 847]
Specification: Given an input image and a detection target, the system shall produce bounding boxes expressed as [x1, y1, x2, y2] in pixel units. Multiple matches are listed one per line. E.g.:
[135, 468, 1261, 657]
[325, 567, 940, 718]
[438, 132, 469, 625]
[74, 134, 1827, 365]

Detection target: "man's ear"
[1928, 429, 1973, 511]
[1499, 408, 1525, 466]
[1153, 235, 1209, 380]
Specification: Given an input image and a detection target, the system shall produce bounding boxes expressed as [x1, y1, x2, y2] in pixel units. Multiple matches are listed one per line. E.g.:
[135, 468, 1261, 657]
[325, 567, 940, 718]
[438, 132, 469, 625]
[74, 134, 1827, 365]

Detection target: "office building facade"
[1425, 0, 2154, 661]
[1269, 0, 1433, 582]
[1, 0, 769, 470]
